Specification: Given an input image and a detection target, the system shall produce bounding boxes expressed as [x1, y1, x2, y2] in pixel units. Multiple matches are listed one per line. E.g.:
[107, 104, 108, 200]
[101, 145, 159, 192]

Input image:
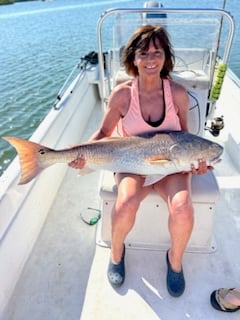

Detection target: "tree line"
[0, 0, 39, 5]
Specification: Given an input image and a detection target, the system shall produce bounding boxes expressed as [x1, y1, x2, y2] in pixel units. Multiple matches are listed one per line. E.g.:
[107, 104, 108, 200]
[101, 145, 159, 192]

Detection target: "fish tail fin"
[3, 136, 48, 184]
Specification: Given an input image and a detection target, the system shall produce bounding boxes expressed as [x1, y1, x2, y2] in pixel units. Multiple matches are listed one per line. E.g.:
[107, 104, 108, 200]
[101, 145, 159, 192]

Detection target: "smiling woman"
[122, 24, 174, 78]
[68, 23, 211, 293]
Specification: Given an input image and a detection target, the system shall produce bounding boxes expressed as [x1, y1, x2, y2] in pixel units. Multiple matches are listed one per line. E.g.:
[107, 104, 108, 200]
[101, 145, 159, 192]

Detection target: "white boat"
[1, 3, 240, 319]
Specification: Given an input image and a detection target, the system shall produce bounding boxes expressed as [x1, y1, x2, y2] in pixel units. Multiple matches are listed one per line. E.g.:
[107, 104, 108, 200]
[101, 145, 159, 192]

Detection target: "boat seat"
[98, 47, 216, 252]
[115, 68, 133, 85]
[97, 170, 220, 252]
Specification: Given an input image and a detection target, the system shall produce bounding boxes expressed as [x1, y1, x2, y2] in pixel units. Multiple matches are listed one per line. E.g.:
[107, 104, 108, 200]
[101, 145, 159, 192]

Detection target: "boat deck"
[2, 104, 240, 320]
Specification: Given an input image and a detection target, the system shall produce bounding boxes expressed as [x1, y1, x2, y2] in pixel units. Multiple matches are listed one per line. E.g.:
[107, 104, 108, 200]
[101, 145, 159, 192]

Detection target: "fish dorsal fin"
[97, 136, 123, 142]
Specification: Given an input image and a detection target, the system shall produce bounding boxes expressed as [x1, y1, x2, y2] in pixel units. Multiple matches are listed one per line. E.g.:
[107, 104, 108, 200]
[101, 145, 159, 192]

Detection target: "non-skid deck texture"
[81, 184, 240, 320]
[1, 105, 103, 320]
[1, 169, 101, 320]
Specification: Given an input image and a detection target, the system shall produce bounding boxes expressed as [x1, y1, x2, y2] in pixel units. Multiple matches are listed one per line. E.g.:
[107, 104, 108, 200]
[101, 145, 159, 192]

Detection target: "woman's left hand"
[190, 159, 213, 175]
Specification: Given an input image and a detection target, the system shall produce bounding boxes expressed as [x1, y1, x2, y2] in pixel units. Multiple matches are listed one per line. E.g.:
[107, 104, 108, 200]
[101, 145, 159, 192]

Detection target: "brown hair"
[121, 25, 174, 78]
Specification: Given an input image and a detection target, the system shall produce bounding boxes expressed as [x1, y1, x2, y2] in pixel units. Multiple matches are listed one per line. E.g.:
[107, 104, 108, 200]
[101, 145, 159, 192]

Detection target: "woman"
[69, 25, 209, 296]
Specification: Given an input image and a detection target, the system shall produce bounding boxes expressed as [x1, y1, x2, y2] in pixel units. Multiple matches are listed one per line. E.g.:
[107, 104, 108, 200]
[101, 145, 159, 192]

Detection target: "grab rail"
[97, 7, 235, 103]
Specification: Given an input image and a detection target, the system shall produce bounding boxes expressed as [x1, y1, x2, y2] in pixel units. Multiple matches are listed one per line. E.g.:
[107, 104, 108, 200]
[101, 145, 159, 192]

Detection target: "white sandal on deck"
[210, 288, 240, 312]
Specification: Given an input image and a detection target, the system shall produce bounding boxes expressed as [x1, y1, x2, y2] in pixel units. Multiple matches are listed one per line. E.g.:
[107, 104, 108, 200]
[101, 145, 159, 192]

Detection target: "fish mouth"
[209, 148, 223, 165]
[210, 143, 224, 164]
[211, 158, 222, 165]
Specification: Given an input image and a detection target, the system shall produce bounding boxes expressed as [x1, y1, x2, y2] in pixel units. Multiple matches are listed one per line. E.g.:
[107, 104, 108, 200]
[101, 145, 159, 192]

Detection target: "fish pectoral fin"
[148, 158, 170, 164]
[144, 174, 166, 186]
[78, 166, 94, 176]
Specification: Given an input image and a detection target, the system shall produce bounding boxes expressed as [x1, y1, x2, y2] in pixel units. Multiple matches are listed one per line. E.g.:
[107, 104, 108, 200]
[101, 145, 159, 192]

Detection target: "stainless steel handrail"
[97, 8, 235, 103]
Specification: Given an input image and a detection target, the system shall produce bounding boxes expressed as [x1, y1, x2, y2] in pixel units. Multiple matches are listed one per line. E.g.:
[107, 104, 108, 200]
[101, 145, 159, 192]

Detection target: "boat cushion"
[99, 170, 220, 203]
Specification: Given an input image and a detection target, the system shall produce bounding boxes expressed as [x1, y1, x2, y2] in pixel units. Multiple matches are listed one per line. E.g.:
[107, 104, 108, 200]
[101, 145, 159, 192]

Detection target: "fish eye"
[38, 148, 46, 155]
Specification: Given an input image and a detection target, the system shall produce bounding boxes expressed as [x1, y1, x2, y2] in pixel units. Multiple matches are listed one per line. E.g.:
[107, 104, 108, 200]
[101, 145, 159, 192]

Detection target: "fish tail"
[3, 136, 50, 184]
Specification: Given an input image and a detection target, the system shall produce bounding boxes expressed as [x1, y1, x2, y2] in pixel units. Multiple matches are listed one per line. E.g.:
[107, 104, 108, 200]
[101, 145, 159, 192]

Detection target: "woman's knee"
[116, 192, 141, 214]
[112, 194, 140, 230]
[116, 175, 150, 213]
[170, 200, 193, 221]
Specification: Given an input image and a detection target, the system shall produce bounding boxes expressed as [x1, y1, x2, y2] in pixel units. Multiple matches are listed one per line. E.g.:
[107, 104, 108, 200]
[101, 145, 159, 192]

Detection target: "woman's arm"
[68, 83, 131, 168]
[90, 84, 130, 140]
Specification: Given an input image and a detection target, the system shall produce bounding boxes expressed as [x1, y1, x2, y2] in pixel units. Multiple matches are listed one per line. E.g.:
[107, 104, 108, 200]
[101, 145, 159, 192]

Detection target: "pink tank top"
[115, 77, 181, 137]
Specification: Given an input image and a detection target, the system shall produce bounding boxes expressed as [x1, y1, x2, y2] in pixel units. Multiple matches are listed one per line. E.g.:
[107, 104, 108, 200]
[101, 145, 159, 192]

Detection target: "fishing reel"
[205, 116, 224, 137]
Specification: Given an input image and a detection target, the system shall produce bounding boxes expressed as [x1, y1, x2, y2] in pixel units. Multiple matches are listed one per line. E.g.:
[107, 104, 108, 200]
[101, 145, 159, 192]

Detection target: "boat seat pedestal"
[97, 170, 220, 252]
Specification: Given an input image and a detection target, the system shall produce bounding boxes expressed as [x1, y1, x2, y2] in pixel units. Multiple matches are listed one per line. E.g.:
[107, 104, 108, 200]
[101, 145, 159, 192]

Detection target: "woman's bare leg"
[154, 173, 193, 271]
[111, 173, 152, 263]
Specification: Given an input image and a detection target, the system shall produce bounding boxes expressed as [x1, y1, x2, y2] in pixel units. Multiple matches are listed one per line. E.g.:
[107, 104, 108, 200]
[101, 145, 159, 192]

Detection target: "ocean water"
[0, 0, 239, 176]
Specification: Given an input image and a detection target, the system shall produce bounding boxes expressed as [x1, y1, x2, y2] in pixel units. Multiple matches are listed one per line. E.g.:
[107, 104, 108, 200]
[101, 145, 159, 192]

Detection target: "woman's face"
[133, 39, 165, 77]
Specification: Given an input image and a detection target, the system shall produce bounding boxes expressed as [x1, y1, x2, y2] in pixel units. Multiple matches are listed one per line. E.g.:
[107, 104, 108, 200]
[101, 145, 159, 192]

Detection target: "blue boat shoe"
[166, 250, 185, 297]
[107, 245, 125, 287]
